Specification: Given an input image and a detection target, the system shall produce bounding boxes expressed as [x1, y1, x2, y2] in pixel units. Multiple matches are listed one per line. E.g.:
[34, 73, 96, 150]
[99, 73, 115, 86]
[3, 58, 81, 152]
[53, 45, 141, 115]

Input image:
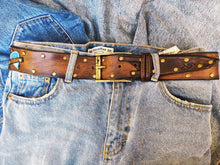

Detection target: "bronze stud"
[52, 72, 57, 76]
[210, 73, 215, 78]
[73, 74, 77, 78]
[131, 71, 136, 76]
[161, 59, 165, 63]
[41, 53, 46, 58]
[186, 74, 191, 78]
[174, 67, 178, 72]
[198, 64, 203, 68]
[83, 58, 87, 62]
[32, 69, 36, 74]
[93, 75, 96, 79]
[63, 56, 67, 60]
[119, 57, 124, 61]
[184, 58, 189, 62]
[110, 74, 115, 78]
[208, 60, 213, 65]
[22, 52, 26, 56]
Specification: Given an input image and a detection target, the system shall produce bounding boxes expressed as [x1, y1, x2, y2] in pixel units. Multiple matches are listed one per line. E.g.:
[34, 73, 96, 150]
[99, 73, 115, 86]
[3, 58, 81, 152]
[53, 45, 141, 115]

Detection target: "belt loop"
[150, 53, 160, 81]
[64, 50, 78, 83]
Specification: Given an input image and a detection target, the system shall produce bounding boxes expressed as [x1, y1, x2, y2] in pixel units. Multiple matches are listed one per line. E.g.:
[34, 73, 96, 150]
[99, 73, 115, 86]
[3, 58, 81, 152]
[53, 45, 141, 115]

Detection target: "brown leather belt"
[9, 46, 219, 82]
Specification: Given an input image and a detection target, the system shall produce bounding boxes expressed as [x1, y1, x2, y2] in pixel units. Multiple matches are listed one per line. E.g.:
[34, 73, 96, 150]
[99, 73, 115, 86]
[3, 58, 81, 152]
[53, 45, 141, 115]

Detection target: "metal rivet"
[102, 59, 105, 62]
[152, 70, 155, 73]
[161, 59, 165, 63]
[8, 94, 13, 99]
[174, 67, 178, 72]
[184, 58, 189, 62]
[186, 74, 191, 78]
[83, 58, 87, 62]
[41, 53, 46, 58]
[93, 75, 96, 79]
[110, 74, 115, 78]
[131, 71, 136, 76]
[19, 58, 22, 62]
[52, 72, 56, 76]
[22, 52, 26, 56]
[63, 56, 67, 60]
[119, 57, 124, 61]
[139, 58, 142, 62]
[208, 60, 213, 64]
[45, 77, 50, 82]
[73, 74, 77, 78]
[19, 74, 24, 79]
[198, 64, 203, 68]
[210, 73, 215, 78]
[32, 69, 36, 74]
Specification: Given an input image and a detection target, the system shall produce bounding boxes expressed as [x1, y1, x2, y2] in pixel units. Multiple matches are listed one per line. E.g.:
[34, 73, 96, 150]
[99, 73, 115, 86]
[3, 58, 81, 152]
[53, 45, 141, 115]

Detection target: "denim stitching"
[9, 79, 62, 105]
[11, 15, 74, 46]
[103, 82, 132, 159]
[159, 82, 212, 112]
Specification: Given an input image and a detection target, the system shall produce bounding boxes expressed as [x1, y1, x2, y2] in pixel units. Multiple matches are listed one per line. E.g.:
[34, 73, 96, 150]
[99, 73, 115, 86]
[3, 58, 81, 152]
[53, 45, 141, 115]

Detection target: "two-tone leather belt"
[9, 46, 219, 82]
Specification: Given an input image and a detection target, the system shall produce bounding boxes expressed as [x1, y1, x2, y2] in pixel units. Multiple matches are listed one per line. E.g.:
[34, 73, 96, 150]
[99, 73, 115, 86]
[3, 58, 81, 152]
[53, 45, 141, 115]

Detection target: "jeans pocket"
[159, 81, 213, 112]
[4, 71, 62, 105]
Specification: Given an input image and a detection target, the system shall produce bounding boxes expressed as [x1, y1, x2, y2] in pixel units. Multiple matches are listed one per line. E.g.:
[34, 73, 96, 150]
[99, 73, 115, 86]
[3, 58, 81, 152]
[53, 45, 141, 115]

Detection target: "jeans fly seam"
[102, 82, 115, 164]
[159, 82, 212, 112]
[103, 83, 132, 159]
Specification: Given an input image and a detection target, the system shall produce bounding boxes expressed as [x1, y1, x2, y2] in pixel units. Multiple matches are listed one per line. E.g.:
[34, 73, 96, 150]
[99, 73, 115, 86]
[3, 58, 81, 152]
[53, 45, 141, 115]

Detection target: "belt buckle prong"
[95, 52, 132, 83]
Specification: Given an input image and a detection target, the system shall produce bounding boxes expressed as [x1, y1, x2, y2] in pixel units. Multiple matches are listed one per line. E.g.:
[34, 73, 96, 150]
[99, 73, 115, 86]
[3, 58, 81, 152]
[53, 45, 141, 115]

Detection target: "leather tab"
[141, 53, 153, 81]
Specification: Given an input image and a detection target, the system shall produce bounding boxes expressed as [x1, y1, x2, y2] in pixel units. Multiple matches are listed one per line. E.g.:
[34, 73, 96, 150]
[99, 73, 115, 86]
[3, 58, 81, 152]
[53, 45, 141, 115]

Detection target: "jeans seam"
[103, 82, 132, 161]
[10, 15, 74, 46]
[9, 78, 62, 105]
[159, 81, 212, 112]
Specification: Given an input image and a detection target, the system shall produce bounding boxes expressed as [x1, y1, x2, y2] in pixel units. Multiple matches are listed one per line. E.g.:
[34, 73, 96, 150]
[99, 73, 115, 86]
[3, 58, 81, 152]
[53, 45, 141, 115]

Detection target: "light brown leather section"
[9, 46, 219, 81]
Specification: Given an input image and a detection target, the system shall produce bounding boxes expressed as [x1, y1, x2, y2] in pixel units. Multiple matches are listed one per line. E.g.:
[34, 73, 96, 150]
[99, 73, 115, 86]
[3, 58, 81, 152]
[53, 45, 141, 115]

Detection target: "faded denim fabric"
[0, 40, 214, 165]
[0, 0, 220, 165]
[30, 0, 220, 164]
[0, 0, 89, 132]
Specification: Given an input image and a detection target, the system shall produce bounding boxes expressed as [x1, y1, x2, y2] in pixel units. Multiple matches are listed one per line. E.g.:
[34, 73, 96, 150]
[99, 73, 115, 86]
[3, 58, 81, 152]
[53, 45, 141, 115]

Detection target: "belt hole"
[77, 65, 80, 69]
[92, 66, 95, 69]
[118, 65, 121, 68]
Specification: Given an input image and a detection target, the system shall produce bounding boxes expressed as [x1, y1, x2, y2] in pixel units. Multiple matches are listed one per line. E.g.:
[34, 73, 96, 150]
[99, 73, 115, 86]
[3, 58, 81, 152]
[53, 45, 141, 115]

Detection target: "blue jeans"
[0, 0, 219, 164]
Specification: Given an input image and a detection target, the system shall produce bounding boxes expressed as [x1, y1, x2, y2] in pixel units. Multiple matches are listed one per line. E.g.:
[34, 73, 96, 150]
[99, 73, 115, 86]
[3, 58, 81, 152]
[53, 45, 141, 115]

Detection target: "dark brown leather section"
[9, 46, 219, 81]
[141, 54, 152, 81]
[159, 52, 219, 80]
